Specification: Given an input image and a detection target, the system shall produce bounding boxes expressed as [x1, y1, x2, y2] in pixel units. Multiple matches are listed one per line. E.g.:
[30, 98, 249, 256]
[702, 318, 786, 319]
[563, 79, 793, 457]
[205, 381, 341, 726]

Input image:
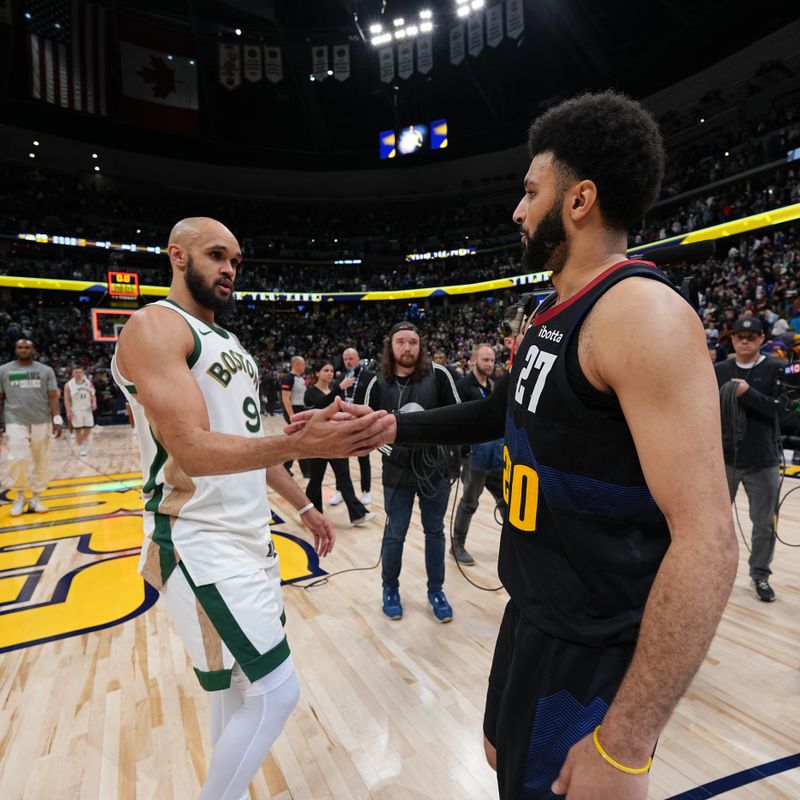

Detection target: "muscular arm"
[580, 278, 738, 765]
[394, 373, 508, 445]
[116, 307, 392, 476]
[266, 464, 312, 510]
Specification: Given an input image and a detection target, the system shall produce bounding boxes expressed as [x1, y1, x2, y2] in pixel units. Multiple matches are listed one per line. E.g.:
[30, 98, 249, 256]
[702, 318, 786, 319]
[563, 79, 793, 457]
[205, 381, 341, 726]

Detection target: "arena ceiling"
[1, 0, 797, 170]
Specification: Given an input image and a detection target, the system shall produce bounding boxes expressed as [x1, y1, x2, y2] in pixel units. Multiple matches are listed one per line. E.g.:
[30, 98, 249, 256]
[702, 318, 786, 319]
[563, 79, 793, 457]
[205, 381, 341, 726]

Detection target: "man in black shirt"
[363, 322, 461, 623]
[715, 317, 783, 601]
[359, 93, 737, 800]
[451, 343, 504, 564]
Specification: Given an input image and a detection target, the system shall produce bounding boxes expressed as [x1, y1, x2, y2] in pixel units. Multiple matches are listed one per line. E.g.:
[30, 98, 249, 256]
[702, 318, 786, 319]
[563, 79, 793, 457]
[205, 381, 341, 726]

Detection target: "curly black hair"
[527, 91, 665, 231]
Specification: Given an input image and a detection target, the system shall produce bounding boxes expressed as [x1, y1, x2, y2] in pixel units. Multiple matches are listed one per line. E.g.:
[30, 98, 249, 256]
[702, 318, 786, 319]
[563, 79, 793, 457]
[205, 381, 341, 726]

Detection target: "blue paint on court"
[666, 753, 800, 798]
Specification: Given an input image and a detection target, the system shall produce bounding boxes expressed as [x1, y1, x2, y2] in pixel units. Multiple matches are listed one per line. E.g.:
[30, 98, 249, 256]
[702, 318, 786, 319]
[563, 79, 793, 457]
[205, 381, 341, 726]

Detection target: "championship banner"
[506, 0, 525, 40]
[120, 14, 199, 134]
[219, 42, 242, 90]
[311, 45, 328, 81]
[486, 4, 504, 48]
[264, 45, 282, 83]
[243, 44, 262, 82]
[467, 13, 484, 57]
[449, 24, 465, 66]
[416, 33, 433, 74]
[378, 46, 394, 84]
[333, 44, 350, 81]
[0, 0, 12, 26]
[397, 40, 413, 80]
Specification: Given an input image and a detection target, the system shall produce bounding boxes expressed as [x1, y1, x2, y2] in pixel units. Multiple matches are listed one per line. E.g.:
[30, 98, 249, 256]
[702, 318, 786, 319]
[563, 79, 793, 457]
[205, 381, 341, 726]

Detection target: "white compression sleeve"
[198, 665, 300, 800]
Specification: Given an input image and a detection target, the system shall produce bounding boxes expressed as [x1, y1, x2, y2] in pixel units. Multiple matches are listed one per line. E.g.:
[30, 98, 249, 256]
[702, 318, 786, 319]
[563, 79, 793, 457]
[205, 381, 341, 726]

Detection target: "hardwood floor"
[1, 421, 799, 799]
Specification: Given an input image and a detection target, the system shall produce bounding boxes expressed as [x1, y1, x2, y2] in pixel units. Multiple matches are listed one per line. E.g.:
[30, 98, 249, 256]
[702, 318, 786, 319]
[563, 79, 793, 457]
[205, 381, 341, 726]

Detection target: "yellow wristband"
[592, 726, 652, 776]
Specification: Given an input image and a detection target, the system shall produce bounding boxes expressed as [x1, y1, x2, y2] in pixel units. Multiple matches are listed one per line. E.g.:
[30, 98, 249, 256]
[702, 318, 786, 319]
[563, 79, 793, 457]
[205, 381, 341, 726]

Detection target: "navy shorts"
[483, 600, 635, 799]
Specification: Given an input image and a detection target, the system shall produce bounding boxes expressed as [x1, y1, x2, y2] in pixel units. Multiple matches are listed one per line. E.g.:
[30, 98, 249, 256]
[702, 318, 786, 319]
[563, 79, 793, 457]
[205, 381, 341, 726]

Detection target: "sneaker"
[328, 491, 343, 506]
[79, 444, 88, 457]
[352, 511, 375, 527]
[427, 591, 453, 623]
[9, 496, 26, 517]
[450, 542, 475, 566]
[382, 588, 403, 620]
[753, 578, 776, 602]
[361, 491, 372, 505]
[29, 495, 49, 513]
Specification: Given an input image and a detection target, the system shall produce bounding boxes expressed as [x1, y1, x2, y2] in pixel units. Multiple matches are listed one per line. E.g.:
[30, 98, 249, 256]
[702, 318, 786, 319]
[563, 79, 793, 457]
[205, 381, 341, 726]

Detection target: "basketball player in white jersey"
[112, 217, 392, 800]
[64, 367, 95, 456]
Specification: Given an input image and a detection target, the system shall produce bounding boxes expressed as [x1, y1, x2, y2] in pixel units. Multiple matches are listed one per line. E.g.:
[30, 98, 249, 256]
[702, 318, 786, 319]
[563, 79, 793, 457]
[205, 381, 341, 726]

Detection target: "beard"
[395, 352, 419, 369]
[185, 255, 234, 314]
[520, 197, 569, 275]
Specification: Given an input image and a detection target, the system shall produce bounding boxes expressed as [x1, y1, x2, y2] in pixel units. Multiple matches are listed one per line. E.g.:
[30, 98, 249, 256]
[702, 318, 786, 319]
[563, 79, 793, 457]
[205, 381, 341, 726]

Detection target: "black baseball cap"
[389, 321, 420, 338]
[732, 317, 764, 335]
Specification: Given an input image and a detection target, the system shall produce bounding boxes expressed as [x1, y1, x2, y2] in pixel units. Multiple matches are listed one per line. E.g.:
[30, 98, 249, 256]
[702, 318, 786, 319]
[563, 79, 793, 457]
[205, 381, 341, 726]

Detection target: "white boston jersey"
[65, 377, 95, 410]
[112, 299, 275, 587]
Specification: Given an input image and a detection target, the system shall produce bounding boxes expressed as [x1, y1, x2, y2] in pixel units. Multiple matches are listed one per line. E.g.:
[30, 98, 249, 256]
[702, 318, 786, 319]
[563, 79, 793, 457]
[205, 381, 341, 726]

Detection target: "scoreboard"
[107, 271, 140, 299]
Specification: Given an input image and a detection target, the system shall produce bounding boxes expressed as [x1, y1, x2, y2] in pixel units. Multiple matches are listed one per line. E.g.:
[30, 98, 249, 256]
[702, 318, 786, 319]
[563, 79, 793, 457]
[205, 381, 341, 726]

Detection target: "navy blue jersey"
[502, 260, 674, 646]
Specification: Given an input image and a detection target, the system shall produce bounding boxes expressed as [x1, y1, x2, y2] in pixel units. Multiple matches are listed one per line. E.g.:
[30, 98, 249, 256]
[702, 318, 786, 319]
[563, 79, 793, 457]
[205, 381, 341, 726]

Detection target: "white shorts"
[70, 409, 94, 429]
[159, 559, 289, 692]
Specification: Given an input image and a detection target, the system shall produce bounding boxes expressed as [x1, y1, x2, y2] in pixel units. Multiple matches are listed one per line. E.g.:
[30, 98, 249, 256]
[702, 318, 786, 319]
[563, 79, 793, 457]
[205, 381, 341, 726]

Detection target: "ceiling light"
[394, 29, 407, 39]
[406, 25, 419, 36]
[369, 23, 382, 34]
[189, 59, 196, 65]
[471, 0, 484, 8]
[92, 153, 98, 158]
[33, 140, 39, 146]
[94, 165, 100, 172]
[420, 21, 433, 32]
[29, 152, 35, 158]
[309, 73, 316, 81]
[136, 229, 141, 234]
[457, 6, 470, 17]
[420, 9, 432, 19]
[167, 54, 174, 61]
[393, 18, 405, 27]
[234, 28, 242, 36]
[327, 69, 333, 76]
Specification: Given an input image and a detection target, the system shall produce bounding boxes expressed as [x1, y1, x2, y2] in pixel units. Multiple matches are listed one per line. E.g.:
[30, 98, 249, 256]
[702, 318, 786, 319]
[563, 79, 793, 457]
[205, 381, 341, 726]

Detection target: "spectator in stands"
[281, 356, 310, 478]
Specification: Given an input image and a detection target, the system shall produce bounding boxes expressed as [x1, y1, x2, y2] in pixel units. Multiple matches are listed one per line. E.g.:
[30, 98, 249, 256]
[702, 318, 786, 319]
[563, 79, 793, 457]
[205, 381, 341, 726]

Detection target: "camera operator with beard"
[363, 322, 461, 623]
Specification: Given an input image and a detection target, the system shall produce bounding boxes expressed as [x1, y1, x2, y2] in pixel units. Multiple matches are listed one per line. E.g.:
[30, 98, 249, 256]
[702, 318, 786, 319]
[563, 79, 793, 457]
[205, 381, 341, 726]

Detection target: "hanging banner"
[467, 14, 484, 57]
[243, 44, 262, 82]
[219, 43, 242, 90]
[397, 40, 413, 80]
[486, 5, 504, 47]
[506, 0, 525, 40]
[378, 46, 394, 84]
[264, 45, 282, 83]
[311, 45, 328, 80]
[333, 44, 350, 81]
[0, 0, 13, 26]
[416, 33, 433, 75]
[449, 24, 464, 66]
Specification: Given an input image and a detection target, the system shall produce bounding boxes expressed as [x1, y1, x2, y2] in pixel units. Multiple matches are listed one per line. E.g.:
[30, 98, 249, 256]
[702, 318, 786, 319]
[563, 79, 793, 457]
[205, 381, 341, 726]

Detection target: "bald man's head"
[342, 348, 360, 370]
[166, 217, 241, 314]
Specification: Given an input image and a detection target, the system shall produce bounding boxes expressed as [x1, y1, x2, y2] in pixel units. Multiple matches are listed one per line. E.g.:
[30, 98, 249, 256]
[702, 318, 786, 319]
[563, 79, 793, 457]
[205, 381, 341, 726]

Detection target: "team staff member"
[113, 216, 392, 800]
[715, 316, 783, 602]
[328, 347, 374, 506]
[281, 356, 310, 478]
[0, 338, 62, 516]
[364, 322, 461, 623]
[451, 343, 504, 565]
[361, 93, 737, 799]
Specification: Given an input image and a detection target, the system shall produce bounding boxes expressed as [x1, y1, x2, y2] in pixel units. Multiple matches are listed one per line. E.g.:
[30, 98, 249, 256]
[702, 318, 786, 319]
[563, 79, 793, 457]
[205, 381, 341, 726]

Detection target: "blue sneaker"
[382, 588, 403, 620]
[427, 591, 453, 623]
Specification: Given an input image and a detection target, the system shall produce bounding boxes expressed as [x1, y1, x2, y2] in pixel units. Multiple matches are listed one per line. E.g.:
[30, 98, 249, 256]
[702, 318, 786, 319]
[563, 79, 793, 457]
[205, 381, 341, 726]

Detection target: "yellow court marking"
[0, 575, 30, 604]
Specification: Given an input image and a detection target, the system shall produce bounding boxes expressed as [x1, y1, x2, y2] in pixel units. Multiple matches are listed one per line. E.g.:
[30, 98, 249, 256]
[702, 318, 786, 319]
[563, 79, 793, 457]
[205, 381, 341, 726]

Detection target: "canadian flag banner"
[119, 14, 199, 135]
[243, 44, 262, 83]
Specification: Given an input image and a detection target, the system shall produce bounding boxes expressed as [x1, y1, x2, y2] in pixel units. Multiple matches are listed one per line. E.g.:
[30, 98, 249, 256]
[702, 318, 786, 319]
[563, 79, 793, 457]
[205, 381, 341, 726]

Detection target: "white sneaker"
[328, 491, 343, 506]
[352, 512, 375, 527]
[361, 491, 372, 505]
[29, 495, 49, 513]
[10, 496, 26, 517]
[79, 444, 88, 457]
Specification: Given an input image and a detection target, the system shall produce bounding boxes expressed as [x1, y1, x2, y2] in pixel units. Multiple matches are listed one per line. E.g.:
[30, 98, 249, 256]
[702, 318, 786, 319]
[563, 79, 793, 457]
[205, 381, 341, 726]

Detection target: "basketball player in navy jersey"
[298, 92, 739, 799]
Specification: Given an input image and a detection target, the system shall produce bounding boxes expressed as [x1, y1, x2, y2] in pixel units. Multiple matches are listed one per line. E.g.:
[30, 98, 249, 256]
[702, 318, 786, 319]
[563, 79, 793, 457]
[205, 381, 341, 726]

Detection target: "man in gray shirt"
[0, 339, 63, 516]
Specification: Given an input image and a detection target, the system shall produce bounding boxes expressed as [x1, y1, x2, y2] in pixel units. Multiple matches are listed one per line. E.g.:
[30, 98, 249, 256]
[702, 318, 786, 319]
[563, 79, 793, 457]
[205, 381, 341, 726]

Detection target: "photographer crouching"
[364, 322, 461, 622]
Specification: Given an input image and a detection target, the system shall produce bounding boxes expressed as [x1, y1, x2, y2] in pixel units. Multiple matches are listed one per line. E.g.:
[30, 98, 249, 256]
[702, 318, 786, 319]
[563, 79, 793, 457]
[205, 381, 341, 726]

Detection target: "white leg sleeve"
[208, 685, 243, 746]
[198, 664, 300, 800]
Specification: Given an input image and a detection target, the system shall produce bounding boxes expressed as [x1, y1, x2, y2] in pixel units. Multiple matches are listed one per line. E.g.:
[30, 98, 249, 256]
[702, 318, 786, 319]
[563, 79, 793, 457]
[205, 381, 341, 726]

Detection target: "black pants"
[306, 457, 368, 522]
[335, 455, 371, 494]
[283, 405, 311, 477]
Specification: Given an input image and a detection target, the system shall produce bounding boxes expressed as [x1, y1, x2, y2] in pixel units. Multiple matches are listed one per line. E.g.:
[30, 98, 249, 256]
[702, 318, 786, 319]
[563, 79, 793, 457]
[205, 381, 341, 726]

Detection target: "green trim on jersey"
[194, 667, 233, 692]
[179, 562, 291, 685]
[187, 325, 202, 368]
[163, 298, 230, 339]
[125, 384, 138, 395]
[143, 428, 177, 583]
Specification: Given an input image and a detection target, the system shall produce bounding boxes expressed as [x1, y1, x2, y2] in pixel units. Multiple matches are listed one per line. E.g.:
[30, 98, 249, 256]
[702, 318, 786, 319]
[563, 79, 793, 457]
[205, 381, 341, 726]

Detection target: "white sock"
[198, 663, 299, 800]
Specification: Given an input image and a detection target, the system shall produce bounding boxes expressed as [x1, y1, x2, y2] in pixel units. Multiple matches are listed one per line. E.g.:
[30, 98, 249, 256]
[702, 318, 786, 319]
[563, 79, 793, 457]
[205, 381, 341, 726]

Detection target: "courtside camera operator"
[363, 321, 462, 623]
